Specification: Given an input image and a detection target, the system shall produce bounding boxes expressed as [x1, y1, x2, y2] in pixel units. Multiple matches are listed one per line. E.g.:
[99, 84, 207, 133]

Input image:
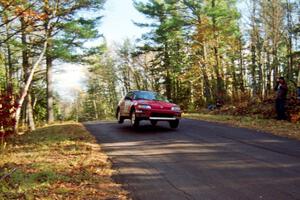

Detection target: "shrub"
[0, 87, 18, 138]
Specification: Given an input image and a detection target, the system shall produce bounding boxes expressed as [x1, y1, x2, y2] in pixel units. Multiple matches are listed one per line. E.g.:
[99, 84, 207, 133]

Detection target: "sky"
[101, 0, 148, 44]
[54, 0, 147, 101]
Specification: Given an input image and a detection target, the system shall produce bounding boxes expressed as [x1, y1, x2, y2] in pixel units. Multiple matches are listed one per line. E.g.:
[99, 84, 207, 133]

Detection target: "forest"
[1, 0, 300, 135]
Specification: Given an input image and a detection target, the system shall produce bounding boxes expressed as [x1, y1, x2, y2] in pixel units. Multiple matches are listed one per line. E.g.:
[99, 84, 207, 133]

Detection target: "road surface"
[85, 119, 300, 200]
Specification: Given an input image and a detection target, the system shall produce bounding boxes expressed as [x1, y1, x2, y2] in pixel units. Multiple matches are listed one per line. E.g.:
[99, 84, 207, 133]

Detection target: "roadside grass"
[0, 123, 128, 200]
[184, 113, 300, 140]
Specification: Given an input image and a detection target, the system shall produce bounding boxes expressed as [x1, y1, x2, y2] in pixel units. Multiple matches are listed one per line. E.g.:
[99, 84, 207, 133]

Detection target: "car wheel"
[169, 119, 179, 129]
[150, 120, 157, 126]
[116, 109, 124, 124]
[130, 110, 139, 128]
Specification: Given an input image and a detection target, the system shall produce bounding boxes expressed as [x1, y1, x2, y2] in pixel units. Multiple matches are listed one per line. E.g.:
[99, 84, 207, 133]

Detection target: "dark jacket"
[274, 82, 288, 99]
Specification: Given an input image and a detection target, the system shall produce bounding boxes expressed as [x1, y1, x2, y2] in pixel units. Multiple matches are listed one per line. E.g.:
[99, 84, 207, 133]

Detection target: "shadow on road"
[116, 124, 176, 135]
[84, 119, 300, 200]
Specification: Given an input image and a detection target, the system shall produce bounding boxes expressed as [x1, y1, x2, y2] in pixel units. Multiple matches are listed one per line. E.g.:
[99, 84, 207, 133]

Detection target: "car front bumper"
[135, 109, 181, 121]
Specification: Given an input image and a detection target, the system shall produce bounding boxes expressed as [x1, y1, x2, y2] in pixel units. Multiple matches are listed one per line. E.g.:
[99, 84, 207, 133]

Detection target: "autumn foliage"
[211, 97, 300, 123]
[0, 87, 18, 137]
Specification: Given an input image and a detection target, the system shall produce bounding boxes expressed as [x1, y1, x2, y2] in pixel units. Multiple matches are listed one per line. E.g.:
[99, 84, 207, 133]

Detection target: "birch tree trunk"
[21, 16, 35, 131]
[14, 39, 48, 133]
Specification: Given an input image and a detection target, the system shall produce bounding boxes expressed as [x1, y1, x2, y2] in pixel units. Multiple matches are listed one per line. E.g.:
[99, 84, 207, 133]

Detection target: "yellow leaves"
[1, 1, 49, 27]
[193, 16, 214, 44]
[0, 0, 11, 7]
[16, 6, 48, 23]
[0, 123, 129, 199]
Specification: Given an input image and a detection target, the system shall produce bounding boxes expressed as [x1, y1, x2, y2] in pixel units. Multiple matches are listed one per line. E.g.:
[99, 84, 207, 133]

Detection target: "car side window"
[130, 92, 135, 99]
[125, 92, 133, 100]
[133, 93, 138, 100]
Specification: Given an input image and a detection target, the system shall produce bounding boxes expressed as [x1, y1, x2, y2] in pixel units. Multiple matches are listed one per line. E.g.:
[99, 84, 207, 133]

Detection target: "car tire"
[150, 120, 157, 126]
[130, 109, 139, 128]
[169, 119, 179, 129]
[116, 109, 124, 124]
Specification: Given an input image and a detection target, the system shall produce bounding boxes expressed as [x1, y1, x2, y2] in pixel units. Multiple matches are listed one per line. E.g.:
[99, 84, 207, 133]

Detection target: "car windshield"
[134, 91, 169, 102]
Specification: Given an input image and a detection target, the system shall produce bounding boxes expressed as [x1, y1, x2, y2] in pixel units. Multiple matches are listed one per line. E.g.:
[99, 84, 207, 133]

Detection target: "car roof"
[130, 90, 156, 94]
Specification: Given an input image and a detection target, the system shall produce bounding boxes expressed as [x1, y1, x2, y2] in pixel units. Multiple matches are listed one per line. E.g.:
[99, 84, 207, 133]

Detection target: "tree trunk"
[297, 66, 300, 86]
[44, 0, 55, 124]
[5, 23, 13, 88]
[26, 93, 35, 131]
[14, 39, 48, 133]
[286, 0, 293, 80]
[21, 16, 35, 131]
[201, 43, 212, 104]
[46, 50, 54, 124]
[238, 37, 245, 94]
[165, 70, 172, 100]
[213, 44, 224, 98]
[250, 1, 258, 97]
[272, 50, 279, 87]
[257, 48, 263, 99]
[231, 60, 238, 101]
[93, 99, 98, 119]
[297, 66, 300, 99]
[44, 7, 55, 124]
[211, 0, 224, 100]
[266, 50, 272, 97]
[164, 43, 172, 100]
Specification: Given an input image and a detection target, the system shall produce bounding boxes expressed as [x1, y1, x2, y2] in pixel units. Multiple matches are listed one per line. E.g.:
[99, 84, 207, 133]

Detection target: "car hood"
[136, 100, 178, 109]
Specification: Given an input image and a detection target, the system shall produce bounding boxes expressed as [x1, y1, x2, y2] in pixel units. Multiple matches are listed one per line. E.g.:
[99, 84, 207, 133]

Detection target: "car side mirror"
[125, 96, 132, 101]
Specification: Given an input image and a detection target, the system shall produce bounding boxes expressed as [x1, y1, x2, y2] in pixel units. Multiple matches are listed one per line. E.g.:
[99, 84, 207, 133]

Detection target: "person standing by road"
[274, 77, 288, 120]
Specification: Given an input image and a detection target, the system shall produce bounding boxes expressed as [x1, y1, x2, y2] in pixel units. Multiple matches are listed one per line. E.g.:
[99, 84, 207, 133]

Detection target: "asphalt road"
[85, 119, 300, 200]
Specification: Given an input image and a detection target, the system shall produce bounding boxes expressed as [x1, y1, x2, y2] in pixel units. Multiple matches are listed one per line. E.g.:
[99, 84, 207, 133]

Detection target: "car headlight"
[137, 104, 152, 109]
[171, 106, 181, 111]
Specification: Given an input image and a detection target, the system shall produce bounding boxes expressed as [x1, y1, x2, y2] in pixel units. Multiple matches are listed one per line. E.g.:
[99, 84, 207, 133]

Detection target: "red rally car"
[116, 90, 182, 128]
